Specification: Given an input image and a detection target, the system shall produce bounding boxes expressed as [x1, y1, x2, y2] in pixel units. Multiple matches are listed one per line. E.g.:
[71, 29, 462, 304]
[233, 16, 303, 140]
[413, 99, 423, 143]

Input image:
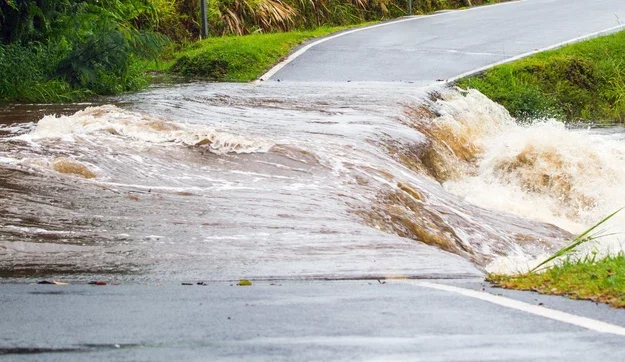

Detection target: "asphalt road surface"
[3, 280, 625, 361]
[267, 0, 625, 83]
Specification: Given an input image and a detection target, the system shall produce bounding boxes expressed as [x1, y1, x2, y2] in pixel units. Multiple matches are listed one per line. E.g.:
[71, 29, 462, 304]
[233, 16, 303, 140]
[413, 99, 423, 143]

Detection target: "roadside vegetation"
[166, 27, 352, 81]
[488, 210, 625, 308]
[489, 255, 625, 308]
[0, 0, 166, 102]
[457, 30, 625, 123]
[2, 0, 505, 103]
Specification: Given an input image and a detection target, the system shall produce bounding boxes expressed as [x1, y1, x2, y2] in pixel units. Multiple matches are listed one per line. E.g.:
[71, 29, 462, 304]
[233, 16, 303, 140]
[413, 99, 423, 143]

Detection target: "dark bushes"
[0, 0, 166, 102]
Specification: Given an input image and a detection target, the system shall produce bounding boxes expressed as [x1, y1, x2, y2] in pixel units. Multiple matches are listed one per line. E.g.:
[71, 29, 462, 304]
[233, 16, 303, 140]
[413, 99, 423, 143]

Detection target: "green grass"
[457, 30, 625, 123]
[161, 26, 359, 82]
[488, 254, 625, 308]
[488, 209, 625, 308]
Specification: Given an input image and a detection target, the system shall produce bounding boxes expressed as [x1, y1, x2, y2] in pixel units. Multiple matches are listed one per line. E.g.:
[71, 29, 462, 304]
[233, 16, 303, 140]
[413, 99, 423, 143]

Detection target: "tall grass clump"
[158, 0, 504, 38]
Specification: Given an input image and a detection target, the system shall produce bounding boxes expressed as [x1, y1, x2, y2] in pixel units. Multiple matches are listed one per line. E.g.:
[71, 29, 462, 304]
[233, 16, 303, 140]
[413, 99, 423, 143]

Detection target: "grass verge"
[456, 30, 625, 123]
[153, 25, 360, 82]
[488, 254, 625, 308]
[488, 209, 625, 308]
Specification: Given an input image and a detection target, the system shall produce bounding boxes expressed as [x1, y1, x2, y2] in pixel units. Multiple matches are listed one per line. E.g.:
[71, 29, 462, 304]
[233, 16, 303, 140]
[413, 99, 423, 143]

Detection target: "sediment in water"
[0, 83, 622, 279]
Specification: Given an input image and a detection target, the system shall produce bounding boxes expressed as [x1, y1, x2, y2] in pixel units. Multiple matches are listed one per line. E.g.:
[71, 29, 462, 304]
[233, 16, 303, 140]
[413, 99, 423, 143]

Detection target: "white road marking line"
[257, 0, 524, 82]
[447, 23, 625, 83]
[257, 18, 431, 82]
[411, 281, 625, 336]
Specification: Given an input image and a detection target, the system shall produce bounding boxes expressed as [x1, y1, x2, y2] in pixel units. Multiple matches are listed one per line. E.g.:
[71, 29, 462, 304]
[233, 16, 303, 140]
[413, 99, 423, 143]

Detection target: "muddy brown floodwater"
[1, 82, 623, 282]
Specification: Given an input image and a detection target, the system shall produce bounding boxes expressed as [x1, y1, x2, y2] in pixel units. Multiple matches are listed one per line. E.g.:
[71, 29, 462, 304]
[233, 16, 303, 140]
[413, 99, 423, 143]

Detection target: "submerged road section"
[266, 0, 625, 83]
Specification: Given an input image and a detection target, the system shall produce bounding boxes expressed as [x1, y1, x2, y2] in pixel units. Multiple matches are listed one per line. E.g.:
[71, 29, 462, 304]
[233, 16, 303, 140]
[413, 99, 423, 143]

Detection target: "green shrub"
[0, 41, 86, 102]
[0, 0, 167, 102]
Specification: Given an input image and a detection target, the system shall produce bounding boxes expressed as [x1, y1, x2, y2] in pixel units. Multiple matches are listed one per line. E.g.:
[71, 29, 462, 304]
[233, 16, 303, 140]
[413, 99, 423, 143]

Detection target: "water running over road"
[0, 83, 622, 281]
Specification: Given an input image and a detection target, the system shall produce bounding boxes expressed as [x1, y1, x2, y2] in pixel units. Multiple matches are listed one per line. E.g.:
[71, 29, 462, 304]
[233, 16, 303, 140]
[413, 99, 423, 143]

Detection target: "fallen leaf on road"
[37, 281, 68, 285]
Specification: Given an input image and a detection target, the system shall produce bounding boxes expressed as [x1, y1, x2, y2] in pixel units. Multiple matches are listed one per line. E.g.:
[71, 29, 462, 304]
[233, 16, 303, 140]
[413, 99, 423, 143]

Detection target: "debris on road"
[37, 281, 68, 285]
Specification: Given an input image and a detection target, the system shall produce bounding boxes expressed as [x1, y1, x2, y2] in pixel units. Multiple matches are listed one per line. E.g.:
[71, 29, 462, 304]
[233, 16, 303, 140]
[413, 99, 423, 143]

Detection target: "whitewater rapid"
[0, 83, 622, 280]
[425, 91, 625, 272]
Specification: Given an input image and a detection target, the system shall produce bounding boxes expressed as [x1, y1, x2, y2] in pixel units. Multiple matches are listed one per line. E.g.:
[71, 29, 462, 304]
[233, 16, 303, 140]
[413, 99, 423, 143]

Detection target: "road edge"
[447, 23, 625, 83]
[410, 280, 625, 336]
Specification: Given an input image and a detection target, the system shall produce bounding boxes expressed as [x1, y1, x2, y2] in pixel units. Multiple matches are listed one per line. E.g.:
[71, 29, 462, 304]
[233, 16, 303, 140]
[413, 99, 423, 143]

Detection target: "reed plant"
[156, 0, 501, 38]
[530, 208, 623, 273]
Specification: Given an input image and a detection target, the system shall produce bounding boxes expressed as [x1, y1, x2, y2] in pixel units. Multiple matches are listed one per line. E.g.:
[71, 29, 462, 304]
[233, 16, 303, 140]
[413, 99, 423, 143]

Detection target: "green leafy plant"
[0, 0, 168, 102]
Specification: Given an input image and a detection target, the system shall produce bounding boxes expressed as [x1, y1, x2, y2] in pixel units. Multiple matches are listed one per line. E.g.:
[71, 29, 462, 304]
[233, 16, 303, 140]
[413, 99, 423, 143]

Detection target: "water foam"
[426, 90, 625, 272]
[22, 105, 273, 154]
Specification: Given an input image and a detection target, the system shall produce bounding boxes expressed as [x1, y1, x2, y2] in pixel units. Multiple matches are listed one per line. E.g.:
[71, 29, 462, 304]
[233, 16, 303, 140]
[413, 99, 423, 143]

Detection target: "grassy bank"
[488, 210, 625, 308]
[488, 254, 625, 308]
[163, 26, 354, 81]
[457, 30, 625, 123]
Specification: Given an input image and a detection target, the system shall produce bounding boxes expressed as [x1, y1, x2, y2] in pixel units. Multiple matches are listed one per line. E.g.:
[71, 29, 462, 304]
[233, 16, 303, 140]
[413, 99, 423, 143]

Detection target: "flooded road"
[1, 82, 622, 282]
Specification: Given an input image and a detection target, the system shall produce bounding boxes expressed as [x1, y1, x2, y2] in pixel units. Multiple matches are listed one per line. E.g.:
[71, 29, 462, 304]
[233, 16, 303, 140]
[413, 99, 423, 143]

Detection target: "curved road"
[266, 0, 625, 83]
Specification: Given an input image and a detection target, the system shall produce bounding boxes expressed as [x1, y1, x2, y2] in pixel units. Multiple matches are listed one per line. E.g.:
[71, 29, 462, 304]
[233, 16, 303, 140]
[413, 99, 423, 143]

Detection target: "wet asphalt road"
[5, 1, 625, 360]
[2, 280, 625, 361]
[269, 0, 625, 83]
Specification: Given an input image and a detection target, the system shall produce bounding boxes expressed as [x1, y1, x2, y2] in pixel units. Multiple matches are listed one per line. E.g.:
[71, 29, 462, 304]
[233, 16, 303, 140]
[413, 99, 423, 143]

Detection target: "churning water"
[0, 82, 623, 281]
